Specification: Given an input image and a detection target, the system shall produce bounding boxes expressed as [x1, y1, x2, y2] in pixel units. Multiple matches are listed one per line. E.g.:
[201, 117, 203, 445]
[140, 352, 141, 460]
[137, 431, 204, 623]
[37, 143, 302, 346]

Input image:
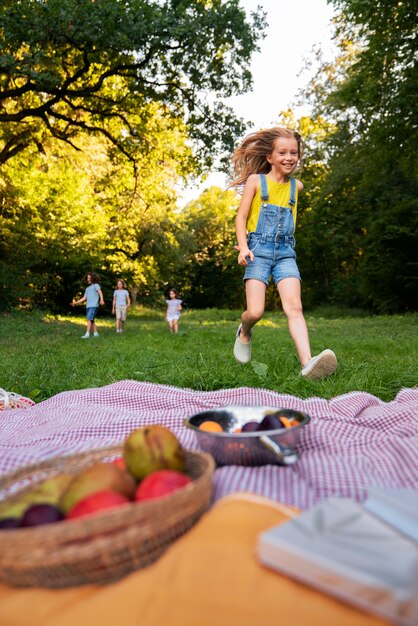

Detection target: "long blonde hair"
[229, 127, 303, 188]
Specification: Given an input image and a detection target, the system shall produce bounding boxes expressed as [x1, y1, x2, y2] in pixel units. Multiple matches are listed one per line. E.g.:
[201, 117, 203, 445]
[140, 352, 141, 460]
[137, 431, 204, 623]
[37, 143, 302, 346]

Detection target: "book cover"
[257, 498, 418, 626]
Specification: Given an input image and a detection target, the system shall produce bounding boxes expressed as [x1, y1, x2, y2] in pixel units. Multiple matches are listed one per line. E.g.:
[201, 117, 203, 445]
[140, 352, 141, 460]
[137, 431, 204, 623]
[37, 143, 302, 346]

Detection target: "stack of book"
[257, 489, 418, 626]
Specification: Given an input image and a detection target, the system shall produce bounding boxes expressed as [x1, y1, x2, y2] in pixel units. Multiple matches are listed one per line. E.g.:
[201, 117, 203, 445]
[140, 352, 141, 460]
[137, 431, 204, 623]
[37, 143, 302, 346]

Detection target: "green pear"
[124, 425, 186, 480]
[59, 462, 136, 514]
[0, 473, 73, 520]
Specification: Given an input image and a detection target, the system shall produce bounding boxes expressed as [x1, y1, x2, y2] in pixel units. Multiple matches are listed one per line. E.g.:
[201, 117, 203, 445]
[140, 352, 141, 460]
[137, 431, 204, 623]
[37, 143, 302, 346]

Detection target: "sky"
[178, 0, 337, 204]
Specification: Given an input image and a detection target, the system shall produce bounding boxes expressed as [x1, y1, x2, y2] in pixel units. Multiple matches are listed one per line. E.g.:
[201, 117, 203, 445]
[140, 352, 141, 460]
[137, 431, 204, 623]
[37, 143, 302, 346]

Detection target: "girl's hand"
[71, 300, 76, 306]
[112, 309, 115, 315]
[100, 300, 105, 306]
[235, 245, 254, 266]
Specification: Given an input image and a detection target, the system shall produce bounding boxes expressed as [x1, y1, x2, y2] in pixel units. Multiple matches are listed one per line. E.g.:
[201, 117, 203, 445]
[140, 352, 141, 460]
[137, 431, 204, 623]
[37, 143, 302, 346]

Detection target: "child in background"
[166, 288, 182, 334]
[231, 127, 337, 379]
[112, 279, 131, 333]
[71, 272, 105, 339]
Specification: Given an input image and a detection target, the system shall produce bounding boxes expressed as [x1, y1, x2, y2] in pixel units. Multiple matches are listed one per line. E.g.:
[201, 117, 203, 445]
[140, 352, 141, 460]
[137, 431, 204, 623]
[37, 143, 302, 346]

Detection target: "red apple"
[135, 470, 192, 502]
[66, 490, 130, 520]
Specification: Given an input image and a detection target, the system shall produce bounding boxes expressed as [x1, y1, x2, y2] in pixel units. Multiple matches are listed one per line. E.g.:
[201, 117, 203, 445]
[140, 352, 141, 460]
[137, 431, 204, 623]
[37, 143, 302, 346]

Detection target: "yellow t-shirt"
[246, 177, 298, 232]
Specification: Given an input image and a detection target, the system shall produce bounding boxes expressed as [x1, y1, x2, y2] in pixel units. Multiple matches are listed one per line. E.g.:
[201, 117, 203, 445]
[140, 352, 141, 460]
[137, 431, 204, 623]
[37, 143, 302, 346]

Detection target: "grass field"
[1, 307, 417, 403]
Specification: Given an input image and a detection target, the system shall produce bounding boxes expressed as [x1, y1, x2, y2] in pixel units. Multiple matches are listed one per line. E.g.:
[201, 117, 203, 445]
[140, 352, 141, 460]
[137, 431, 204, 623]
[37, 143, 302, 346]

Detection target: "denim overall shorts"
[244, 174, 301, 285]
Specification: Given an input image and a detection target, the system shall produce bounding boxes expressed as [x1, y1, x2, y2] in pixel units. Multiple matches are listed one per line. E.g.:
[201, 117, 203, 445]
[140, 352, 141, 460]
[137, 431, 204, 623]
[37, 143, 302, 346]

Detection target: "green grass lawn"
[1, 307, 417, 402]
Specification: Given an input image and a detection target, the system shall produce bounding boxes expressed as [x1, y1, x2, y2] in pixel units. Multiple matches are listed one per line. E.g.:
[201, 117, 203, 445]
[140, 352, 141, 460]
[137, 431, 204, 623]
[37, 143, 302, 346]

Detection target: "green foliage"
[0, 106, 196, 311]
[0, 0, 267, 311]
[1, 1, 416, 314]
[292, 0, 418, 312]
[0, 0, 266, 170]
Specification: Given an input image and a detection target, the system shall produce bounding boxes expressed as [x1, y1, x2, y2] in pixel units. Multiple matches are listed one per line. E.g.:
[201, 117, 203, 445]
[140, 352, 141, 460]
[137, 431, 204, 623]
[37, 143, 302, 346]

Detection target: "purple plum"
[257, 414, 284, 431]
[0, 517, 21, 530]
[20, 504, 64, 527]
[241, 421, 260, 432]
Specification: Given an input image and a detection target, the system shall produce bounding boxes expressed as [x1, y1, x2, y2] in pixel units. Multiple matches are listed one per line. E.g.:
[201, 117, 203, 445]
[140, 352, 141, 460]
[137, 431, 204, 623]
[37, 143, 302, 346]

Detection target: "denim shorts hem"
[243, 275, 270, 286]
[275, 274, 301, 285]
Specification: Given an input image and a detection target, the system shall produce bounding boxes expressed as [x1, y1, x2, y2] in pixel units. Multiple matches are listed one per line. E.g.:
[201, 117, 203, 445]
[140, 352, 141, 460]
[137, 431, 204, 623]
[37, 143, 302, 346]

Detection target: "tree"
[0, 131, 108, 309]
[0, 101, 196, 310]
[0, 0, 266, 170]
[296, 0, 418, 311]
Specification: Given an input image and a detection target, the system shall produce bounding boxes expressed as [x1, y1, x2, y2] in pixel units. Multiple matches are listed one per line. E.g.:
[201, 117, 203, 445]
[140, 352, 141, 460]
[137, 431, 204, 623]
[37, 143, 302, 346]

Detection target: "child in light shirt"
[71, 272, 105, 338]
[166, 288, 182, 334]
[112, 279, 131, 334]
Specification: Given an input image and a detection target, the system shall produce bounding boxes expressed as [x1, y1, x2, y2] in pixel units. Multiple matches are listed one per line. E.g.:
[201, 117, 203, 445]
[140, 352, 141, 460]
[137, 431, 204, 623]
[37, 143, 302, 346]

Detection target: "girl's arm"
[112, 295, 116, 313]
[235, 174, 258, 266]
[296, 179, 304, 192]
[98, 288, 105, 305]
[126, 293, 131, 307]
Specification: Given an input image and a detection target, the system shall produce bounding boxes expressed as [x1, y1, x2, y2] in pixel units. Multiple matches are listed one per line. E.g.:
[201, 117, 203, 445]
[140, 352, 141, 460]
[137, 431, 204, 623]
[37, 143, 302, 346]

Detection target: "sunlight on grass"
[257, 317, 287, 329]
[43, 313, 115, 329]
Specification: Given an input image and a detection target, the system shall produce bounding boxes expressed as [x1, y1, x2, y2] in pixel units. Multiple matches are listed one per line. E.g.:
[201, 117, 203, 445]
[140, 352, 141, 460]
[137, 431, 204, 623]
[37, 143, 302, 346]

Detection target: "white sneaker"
[93, 332, 99, 337]
[233, 324, 252, 364]
[301, 349, 337, 379]
[81, 333, 90, 339]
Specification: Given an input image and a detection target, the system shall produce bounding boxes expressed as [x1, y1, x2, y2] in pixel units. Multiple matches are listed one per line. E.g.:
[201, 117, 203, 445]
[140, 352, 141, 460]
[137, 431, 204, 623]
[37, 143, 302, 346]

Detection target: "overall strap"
[260, 174, 269, 201]
[288, 177, 296, 207]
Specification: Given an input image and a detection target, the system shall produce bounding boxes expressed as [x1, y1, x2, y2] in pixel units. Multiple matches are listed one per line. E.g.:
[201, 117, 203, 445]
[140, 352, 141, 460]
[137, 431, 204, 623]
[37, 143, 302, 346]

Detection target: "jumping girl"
[231, 127, 337, 379]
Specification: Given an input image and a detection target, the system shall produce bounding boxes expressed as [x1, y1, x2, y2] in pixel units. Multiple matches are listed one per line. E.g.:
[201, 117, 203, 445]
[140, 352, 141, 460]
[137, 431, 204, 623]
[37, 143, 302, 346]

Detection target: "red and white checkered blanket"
[1, 381, 417, 509]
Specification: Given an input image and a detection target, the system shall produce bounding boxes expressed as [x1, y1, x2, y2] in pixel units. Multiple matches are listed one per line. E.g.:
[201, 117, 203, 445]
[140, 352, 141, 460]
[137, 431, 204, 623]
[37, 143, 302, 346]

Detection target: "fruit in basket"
[20, 504, 64, 527]
[0, 517, 21, 530]
[59, 463, 136, 514]
[67, 490, 130, 520]
[124, 425, 185, 480]
[135, 470, 192, 501]
[0, 473, 73, 521]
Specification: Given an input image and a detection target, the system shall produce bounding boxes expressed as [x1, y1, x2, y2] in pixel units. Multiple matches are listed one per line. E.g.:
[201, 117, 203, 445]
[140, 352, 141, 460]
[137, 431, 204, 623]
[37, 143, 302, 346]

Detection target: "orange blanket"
[0, 495, 388, 626]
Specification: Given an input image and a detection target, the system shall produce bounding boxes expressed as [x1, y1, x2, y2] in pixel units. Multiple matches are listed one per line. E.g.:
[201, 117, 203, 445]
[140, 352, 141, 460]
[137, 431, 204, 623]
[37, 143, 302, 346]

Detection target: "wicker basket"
[0, 445, 215, 588]
[0, 388, 35, 411]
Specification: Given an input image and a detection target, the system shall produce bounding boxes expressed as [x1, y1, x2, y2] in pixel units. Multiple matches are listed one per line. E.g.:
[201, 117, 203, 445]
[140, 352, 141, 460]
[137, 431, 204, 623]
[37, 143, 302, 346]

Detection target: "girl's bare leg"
[173, 320, 179, 334]
[240, 279, 266, 342]
[277, 278, 312, 366]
